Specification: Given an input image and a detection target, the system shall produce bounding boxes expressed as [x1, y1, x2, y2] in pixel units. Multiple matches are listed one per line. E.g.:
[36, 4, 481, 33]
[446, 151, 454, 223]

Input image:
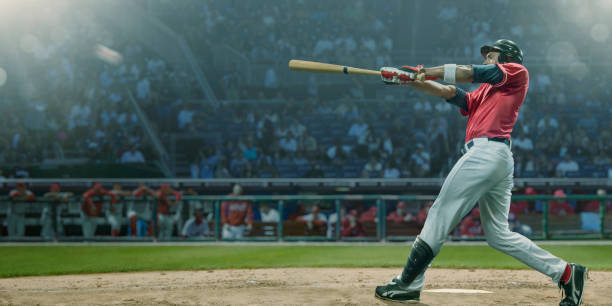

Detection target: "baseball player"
[376, 40, 587, 305]
[81, 183, 117, 238]
[156, 184, 182, 239]
[221, 184, 253, 239]
[108, 183, 130, 237]
[8, 182, 36, 237]
[128, 183, 157, 237]
[42, 184, 73, 239]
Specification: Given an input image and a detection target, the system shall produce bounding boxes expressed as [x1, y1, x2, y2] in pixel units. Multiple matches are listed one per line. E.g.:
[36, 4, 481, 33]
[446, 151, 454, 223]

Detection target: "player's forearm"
[408, 81, 456, 100]
[421, 65, 474, 83]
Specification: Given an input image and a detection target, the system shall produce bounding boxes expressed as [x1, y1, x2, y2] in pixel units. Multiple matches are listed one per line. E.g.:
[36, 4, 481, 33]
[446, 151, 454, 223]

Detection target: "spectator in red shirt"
[8, 182, 36, 237]
[459, 207, 483, 237]
[387, 201, 414, 223]
[156, 184, 182, 239]
[359, 206, 378, 223]
[342, 209, 366, 237]
[549, 189, 574, 216]
[416, 201, 434, 225]
[81, 183, 117, 238]
[221, 184, 253, 239]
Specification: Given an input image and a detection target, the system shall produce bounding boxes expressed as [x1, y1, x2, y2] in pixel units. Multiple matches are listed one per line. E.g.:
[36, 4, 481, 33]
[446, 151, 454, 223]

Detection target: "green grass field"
[0, 245, 611, 278]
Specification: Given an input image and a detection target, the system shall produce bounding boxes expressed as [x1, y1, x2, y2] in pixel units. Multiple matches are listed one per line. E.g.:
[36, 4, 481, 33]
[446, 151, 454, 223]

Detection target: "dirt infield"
[0, 268, 609, 305]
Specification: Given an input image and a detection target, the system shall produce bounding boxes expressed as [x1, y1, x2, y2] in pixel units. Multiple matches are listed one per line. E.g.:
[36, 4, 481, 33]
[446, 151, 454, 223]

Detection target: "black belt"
[461, 137, 511, 155]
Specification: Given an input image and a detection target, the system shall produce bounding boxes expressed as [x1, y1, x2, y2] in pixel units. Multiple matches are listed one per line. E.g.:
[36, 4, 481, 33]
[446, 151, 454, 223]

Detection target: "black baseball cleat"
[374, 276, 420, 304]
[558, 263, 589, 306]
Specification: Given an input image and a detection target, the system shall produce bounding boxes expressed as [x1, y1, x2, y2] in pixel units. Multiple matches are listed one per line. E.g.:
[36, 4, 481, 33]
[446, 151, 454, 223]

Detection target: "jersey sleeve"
[493, 63, 529, 88]
[460, 91, 474, 116]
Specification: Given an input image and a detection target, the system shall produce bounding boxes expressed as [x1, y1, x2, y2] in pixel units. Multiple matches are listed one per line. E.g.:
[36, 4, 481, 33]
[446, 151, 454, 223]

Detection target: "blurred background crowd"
[0, 0, 610, 180]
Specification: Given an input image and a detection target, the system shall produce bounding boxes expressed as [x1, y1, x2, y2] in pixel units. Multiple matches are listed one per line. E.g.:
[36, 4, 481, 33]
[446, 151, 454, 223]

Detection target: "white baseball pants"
[408, 138, 567, 290]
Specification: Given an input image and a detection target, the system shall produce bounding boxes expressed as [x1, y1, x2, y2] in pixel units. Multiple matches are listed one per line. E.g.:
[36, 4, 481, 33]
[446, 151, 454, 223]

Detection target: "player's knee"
[485, 229, 513, 250]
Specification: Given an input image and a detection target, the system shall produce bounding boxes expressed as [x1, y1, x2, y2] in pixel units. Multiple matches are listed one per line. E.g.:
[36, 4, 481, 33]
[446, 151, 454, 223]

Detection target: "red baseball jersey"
[461, 63, 529, 142]
[221, 194, 253, 226]
[156, 190, 182, 215]
[82, 188, 117, 217]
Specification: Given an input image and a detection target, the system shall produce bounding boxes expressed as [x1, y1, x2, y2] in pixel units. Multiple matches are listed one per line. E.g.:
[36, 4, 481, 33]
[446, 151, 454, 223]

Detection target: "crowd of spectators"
[171, 93, 610, 179]
[1, 0, 610, 181]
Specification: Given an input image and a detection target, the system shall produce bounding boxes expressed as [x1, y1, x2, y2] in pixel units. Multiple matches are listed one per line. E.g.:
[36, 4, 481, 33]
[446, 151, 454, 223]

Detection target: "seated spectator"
[513, 131, 534, 151]
[341, 209, 366, 237]
[411, 143, 430, 177]
[549, 189, 575, 216]
[359, 206, 378, 223]
[304, 161, 324, 178]
[181, 210, 210, 238]
[120, 146, 145, 163]
[327, 139, 349, 165]
[297, 205, 327, 230]
[386, 201, 413, 223]
[362, 156, 382, 178]
[416, 201, 433, 225]
[259, 203, 280, 223]
[383, 160, 400, 178]
[459, 207, 483, 237]
[348, 117, 369, 144]
[555, 154, 579, 176]
[301, 131, 318, 154]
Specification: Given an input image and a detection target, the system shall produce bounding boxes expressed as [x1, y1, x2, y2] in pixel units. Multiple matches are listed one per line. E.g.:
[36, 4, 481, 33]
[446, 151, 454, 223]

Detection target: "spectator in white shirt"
[513, 131, 534, 151]
[362, 156, 383, 178]
[555, 154, 579, 176]
[537, 114, 559, 130]
[121, 147, 145, 163]
[348, 117, 368, 138]
[383, 160, 400, 179]
[259, 203, 280, 223]
[178, 107, 195, 129]
[181, 211, 210, 238]
[411, 143, 431, 177]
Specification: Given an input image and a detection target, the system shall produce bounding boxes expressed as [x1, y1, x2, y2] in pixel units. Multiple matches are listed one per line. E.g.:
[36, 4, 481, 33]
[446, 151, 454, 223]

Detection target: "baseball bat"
[288, 59, 381, 76]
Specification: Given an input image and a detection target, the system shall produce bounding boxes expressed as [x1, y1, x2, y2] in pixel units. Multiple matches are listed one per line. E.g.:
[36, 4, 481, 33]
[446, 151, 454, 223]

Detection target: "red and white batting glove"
[380, 65, 437, 84]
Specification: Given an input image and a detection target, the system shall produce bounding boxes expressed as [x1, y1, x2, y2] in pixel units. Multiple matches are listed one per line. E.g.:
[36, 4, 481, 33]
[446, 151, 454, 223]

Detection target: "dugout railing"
[0, 195, 610, 242]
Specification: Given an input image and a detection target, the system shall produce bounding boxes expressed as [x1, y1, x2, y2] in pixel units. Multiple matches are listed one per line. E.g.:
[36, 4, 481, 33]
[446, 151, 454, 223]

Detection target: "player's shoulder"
[499, 62, 528, 74]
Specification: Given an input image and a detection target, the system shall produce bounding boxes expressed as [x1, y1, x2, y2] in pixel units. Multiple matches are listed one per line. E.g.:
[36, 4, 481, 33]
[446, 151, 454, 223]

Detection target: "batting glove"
[380, 65, 435, 84]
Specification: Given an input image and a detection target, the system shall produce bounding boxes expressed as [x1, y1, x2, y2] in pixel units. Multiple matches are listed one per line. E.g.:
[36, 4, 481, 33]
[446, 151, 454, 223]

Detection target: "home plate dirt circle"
[0, 268, 610, 305]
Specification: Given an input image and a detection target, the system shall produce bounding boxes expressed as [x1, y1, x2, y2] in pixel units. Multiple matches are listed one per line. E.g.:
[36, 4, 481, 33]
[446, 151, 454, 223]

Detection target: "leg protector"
[400, 237, 435, 285]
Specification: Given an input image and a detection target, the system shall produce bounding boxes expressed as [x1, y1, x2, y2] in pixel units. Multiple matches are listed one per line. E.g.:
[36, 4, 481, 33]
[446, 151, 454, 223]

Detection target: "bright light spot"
[94, 44, 123, 65]
[591, 24, 610, 42]
[0, 68, 7, 87]
[20, 34, 41, 54]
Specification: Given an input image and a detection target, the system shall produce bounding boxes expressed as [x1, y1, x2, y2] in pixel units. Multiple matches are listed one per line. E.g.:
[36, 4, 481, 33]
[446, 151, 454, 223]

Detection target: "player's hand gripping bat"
[288, 60, 438, 84]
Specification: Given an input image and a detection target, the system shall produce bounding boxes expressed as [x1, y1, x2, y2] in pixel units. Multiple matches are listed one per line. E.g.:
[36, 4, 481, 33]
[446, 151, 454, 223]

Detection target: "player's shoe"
[374, 275, 420, 304]
[558, 263, 588, 306]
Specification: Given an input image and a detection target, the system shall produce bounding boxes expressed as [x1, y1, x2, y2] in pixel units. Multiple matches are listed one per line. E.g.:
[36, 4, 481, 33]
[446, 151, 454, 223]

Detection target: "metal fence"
[0, 195, 610, 242]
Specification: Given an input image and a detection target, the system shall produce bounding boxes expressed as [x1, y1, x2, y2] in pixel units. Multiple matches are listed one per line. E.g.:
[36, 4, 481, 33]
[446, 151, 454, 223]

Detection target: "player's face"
[483, 51, 500, 65]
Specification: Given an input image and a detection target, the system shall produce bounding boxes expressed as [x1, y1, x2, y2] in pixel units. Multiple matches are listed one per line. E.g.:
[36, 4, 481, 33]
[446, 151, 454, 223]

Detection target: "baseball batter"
[376, 40, 587, 306]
